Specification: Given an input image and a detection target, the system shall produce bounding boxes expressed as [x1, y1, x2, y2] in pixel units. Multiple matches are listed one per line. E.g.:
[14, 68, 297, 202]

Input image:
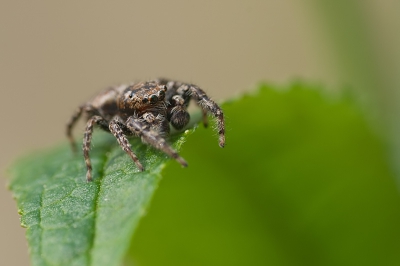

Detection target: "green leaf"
[8, 130, 192, 266]
[126, 83, 400, 266]
[9, 83, 400, 266]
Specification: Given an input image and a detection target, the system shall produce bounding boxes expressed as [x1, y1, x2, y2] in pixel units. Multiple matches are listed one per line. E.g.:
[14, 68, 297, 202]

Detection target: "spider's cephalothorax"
[67, 78, 225, 182]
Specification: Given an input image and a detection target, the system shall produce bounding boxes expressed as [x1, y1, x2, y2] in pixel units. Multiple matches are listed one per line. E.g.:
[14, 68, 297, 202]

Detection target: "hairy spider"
[67, 78, 225, 182]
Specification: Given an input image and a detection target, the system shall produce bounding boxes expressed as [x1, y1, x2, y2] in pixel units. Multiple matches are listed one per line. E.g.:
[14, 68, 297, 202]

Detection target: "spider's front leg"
[109, 120, 144, 172]
[187, 84, 225, 148]
[126, 114, 188, 167]
[83, 116, 109, 182]
[83, 116, 143, 182]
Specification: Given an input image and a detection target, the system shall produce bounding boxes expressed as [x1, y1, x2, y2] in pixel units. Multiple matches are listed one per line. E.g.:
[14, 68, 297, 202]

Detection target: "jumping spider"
[67, 78, 225, 182]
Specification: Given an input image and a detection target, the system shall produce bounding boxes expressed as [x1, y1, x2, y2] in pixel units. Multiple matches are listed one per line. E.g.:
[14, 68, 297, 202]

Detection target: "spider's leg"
[187, 84, 225, 147]
[126, 115, 188, 167]
[66, 105, 84, 153]
[83, 115, 109, 182]
[109, 119, 144, 172]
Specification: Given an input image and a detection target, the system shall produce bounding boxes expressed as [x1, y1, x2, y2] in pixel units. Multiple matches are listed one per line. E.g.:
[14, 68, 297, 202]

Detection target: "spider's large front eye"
[150, 94, 158, 104]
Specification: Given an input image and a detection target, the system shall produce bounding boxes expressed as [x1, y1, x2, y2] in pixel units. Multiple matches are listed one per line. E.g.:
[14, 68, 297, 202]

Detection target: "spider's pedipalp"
[169, 95, 190, 130]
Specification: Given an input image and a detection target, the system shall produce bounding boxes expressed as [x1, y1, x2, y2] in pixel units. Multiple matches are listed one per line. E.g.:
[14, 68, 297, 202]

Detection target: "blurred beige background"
[0, 1, 396, 265]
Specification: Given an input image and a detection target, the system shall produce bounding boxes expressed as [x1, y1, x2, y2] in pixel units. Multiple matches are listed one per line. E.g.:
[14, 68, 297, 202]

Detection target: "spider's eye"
[158, 90, 165, 100]
[142, 97, 148, 104]
[129, 92, 135, 99]
[149, 94, 158, 104]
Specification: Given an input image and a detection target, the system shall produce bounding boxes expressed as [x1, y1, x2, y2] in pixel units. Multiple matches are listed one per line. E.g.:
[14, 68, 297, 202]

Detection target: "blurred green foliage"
[9, 84, 400, 266]
[307, 0, 400, 180]
[127, 84, 400, 266]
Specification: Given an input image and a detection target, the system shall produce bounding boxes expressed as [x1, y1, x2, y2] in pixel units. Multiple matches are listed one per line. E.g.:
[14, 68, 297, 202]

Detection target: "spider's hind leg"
[66, 105, 84, 153]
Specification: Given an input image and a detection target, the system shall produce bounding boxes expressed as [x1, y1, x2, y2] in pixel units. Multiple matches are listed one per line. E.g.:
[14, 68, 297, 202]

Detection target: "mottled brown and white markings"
[66, 78, 225, 182]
